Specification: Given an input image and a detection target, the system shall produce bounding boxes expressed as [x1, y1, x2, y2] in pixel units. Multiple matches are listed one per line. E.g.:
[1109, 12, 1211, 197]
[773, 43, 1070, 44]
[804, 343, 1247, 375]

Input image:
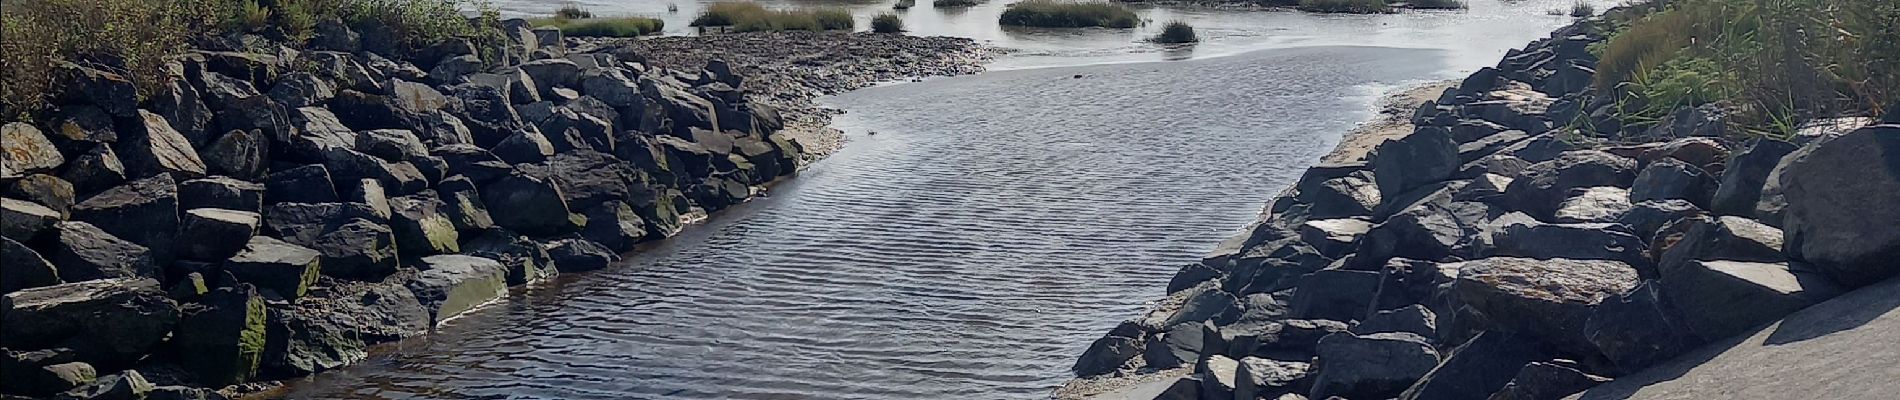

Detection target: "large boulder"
[7, 175, 77, 218]
[543, 238, 616, 272]
[1371, 125, 1461, 199]
[48, 221, 158, 281]
[1483, 213, 1650, 271]
[171, 285, 266, 386]
[260, 302, 367, 377]
[1454, 257, 1639, 352]
[304, 218, 399, 280]
[1629, 159, 1716, 209]
[1072, 334, 1140, 377]
[1486, 361, 1609, 400]
[1288, 269, 1381, 322]
[116, 111, 206, 179]
[1309, 332, 1441, 399]
[1709, 139, 1797, 217]
[179, 176, 264, 213]
[578, 201, 645, 252]
[59, 145, 128, 195]
[1551, 186, 1632, 223]
[481, 173, 582, 236]
[1501, 150, 1638, 219]
[2, 123, 66, 180]
[1357, 189, 1491, 265]
[388, 194, 460, 256]
[407, 255, 509, 326]
[2, 197, 61, 241]
[1778, 125, 1900, 287]
[1236, 357, 1313, 399]
[71, 175, 179, 264]
[222, 236, 321, 299]
[1397, 332, 1548, 400]
[1351, 304, 1437, 339]
[0, 353, 96, 397]
[1656, 216, 1786, 277]
[55, 370, 154, 400]
[1, 237, 60, 293]
[1661, 260, 1842, 342]
[0, 278, 177, 366]
[1583, 282, 1704, 374]
[177, 208, 260, 260]
[265, 164, 340, 204]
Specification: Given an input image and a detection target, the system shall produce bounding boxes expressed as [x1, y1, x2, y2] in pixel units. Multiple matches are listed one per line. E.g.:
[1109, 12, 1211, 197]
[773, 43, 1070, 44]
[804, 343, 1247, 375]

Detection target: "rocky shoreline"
[1062, 4, 1899, 400]
[0, 22, 988, 400]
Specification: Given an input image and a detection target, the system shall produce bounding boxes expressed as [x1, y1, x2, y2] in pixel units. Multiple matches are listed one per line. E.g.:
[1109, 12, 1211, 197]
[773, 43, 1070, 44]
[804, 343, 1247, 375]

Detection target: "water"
[283, 1, 1604, 398]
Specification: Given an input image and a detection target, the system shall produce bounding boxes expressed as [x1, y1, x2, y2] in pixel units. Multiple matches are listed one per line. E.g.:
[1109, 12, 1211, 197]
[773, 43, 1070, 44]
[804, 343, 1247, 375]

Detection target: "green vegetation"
[691, 2, 855, 32]
[1296, 0, 1393, 14]
[1592, 0, 1898, 137]
[554, 4, 593, 19]
[998, 0, 1139, 29]
[1569, 1, 1596, 17]
[535, 17, 666, 37]
[1409, 0, 1468, 10]
[1151, 21, 1198, 44]
[934, 0, 982, 7]
[872, 13, 905, 33]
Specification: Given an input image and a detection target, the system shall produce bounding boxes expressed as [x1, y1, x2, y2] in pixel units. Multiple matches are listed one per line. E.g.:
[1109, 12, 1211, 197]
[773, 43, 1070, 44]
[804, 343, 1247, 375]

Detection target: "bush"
[998, 0, 1139, 29]
[934, 0, 981, 7]
[1569, 1, 1595, 17]
[1152, 20, 1198, 43]
[1410, 0, 1467, 10]
[1296, 0, 1393, 14]
[692, 2, 855, 32]
[554, 4, 593, 19]
[0, 0, 231, 118]
[872, 13, 905, 33]
[537, 17, 666, 37]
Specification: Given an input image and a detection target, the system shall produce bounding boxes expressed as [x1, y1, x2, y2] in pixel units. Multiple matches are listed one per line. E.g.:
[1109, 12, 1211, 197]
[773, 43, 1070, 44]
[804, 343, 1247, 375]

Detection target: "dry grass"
[691, 2, 854, 32]
[998, 0, 1138, 29]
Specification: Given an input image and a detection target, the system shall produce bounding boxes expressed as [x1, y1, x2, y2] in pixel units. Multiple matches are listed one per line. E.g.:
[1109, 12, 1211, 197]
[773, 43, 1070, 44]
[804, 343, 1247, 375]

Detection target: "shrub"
[1569, 1, 1596, 17]
[1410, 0, 1467, 10]
[1296, 0, 1392, 14]
[554, 4, 593, 19]
[872, 13, 905, 33]
[537, 17, 666, 37]
[340, 0, 482, 54]
[998, 0, 1139, 29]
[1152, 20, 1198, 44]
[0, 0, 231, 118]
[934, 0, 981, 7]
[692, 2, 855, 32]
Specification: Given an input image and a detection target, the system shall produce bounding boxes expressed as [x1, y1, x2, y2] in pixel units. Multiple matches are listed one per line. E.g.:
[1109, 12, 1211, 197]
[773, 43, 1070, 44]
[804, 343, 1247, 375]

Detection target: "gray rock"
[47, 105, 119, 152]
[0, 278, 177, 366]
[283, 107, 357, 163]
[1, 237, 60, 293]
[171, 285, 266, 386]
[464, 229, 557, 285]
[197, 130, 265, 181]
[1779, 125, 1900, 287]
[1143, 321, 1209, 369]
[1350, 304, 1437, 338]
[1237, 357, 1312, 400]
[48, 222, 157, 281]
[544, 238, 616, 272]
[265, 165, 339, 204]
[1201, 354, 1242, 398]
[180, 176, 264, 214]
[1358, 191, 1491, 265]
[198, 71, 262, 109]
[356, 129, 429, 162]
[116, 111, 206, 179]
[1458, 154, 1532, 180]
[1630, 159, 1716, 208]
[0, 358, 95, 396]
[307, 218, 399, 280]
[59, 145, 128, 195]
[178, 208, 260, 260]
[2, 197, 62, 242]
[1551, 186, 1631, 223]
[1309, 332, 1441, 399]
[7, 174, 76, 217]
[1297, 218, 1372, 259]
[1072, 334, 1139, 377]
[518, 59, 581, 94]
[261, 202, 381, 246]
[222, 236, 321, 299]
[579, 201, 645, 252]
[66, 65, 139, 117]
[1489, 362, 1610, 400]
[1615, 199, 1702, 243]
[491, 129, 557, 164]
[1662, 260, 1842, 341]
[2, 123, 66, 180]
[388, 194, 459, 256]
[321, 148, 427, 196]
[1584, 281, 1703, 374]
[481, 173, 581, 236]
[1710, 139, 1797, 217]
[1168, 287, 1242, 327]
[1289, 269, 1381, 322]
[1089, 376, 1199, 400]
[71, 175, 179, 264]
[1657, 216, 1786, 277]
[1458, 130, 1532, 163]
[1455, 257, 1639, 351]
[54, 370, 153, 400]
[345, 178, 391, 220]
[1398, 332, 1550, 400]
[1502, 150, 1638, 219]
[260, 302, 366, 377]
[1484, 213, 1650, 270]
[267, 73, 337, 109]
[407, 255, 509, 326]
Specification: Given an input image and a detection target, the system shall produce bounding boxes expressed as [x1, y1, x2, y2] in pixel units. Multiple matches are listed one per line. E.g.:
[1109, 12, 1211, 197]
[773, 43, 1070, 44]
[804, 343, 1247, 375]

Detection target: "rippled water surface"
[284, 1, 1606, 398]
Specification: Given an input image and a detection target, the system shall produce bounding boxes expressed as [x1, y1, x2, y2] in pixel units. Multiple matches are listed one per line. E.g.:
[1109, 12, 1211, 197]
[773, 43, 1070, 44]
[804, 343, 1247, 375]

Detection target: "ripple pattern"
[279, 46, 1444, 399]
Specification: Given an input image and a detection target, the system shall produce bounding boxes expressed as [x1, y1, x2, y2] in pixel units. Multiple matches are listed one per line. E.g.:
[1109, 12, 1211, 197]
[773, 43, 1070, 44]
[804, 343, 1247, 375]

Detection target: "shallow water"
[282, 1, 1605, 398]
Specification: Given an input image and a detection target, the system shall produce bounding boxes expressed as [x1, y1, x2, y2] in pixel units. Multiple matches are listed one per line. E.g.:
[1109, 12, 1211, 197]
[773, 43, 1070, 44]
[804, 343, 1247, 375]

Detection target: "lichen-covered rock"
[7, 174, 76, 217]
[0, 278, 177, 366]
[579, 200, 645, 252]
[71, 175, 179, 264]
[2, 122, 66, 180]
[407, 255, 509, 326]
[55, 369, 154, 400]
[0, 355, 95, 397]
[222, 236, 321, 299]
[464, 228, 557, 285]
[261, 303, 366, 377]
[171, 285, 266, 386]
[49, 221, 157, 281]
[388, 194, 459, 256]
[305, 218, 399, 280]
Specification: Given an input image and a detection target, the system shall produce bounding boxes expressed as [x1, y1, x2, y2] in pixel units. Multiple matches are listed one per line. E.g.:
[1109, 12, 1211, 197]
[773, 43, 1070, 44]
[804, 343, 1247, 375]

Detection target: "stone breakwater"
[1061, 7, 1900, 400]
[0, 22, 984, 400]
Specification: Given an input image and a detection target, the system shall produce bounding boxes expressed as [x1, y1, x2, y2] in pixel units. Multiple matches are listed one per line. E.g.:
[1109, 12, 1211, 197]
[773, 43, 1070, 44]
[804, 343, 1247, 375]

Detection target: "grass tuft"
[1152, 20, 1198, 44]
[554, 4, 593, 19]
[692, 2, 855, 32]
[998, 0, 1139, 29]
[1569, 1, 1596, 17]
[535, 17, 666, 37]
[872, 13, 905, 33]
[1410, 0, 1467, 10]
[1296, 0, 1393, 14]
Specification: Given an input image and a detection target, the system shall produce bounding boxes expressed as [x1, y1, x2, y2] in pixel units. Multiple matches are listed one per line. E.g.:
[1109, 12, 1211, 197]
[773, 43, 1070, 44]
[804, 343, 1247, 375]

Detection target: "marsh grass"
[692, 2, 855, 32]
[1152, 20, 1198, 44]
[1296, 0, 1393, 14]
[1409, 0, 1468, 10]
[535, 17, 666, 37]
[934, 0, 981, 7]
[998, 0, 1139, 29]
[1569, 1, 1596, 17]
[872, 13, 905, 33]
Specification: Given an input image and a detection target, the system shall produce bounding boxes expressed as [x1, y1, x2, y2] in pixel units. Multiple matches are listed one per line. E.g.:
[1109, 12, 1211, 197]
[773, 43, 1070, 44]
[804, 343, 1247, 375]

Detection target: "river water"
[281, 1, 1605, 398]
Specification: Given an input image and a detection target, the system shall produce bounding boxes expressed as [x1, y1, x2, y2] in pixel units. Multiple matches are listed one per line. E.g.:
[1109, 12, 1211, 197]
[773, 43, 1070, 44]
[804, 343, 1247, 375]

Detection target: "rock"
[1072, 334, 1139, 377]
[171, 285, 266, 386]
[1168, 287, 1242, 327]
[116, 110, 206, 179]
[1201, 354, 1242, 399]
[71, 175, 179, 264]
[1253, 319, 1349, 361]
[1580, 284, 1702, 371]
[7, 174, 76, 217]
[518, 59, 581, 94]
[321, 149, 428, 196]
[268, 73, 336, 108]
[388, 194, 459, 256]
[463, 229, 557, 285]
[2, 123, 65, 179]
[1459, 130, 1532, 163]
[1143, 321, 1209, 369]
[1484, 213, 1650, 270]
[308, 218, 399, 280]
[1661, 260, 1842, 341]
[1778, 125, 1900, 287]
[198, 71, 263, 109]
[1350, 305, 1437, 338]
[265, 164, 339, 204]
[1090, 376, 1199, 400]
[338, 282, 430, 342]
[261, 304, 366, 377]
[1502, 151, 1638, 219]
[356, 129, 428, 162]
[1551, 186, 1631, 223]
[1237, 357, 1313, 400]
[1289, 269, 1381, 322]
[48, 105, 119, 152]
[260, 202, 380, 246]
[1656, 216, 1786, 276]
[180, 176, 264, 213]
[407, 255, 509, 326]
[49, 222, 157, 281]
[168, 272, 209, 301]
[429, 55, 481, 83]
[222, 236, 321, 299]
[1614, 199, 1702, 242]
[437, 177, 495, 233]
[0, 278, 177, 366]
[198, 130, 266, 181]
[544, 238, 616, 272]
[1487, 361, 1609, 400]
[1, 359, 95, 396]
[578, 201, 645, 252]
[145, 385, 221, 400]
[1297, 218, 1372, 259]
[481, 173, 581, 236]
[1398, 332, 1549, 400]
[283, 107, 357, 163]
[178, 209, 259, 261]
[1357, 190, 1491, 265]
[1454, 257, 1639, 351]
[491, 129, 556, 164]
[55, 370, 153, 400]
[1629, 159, 1716, 208]
[1, 237, 60, 293]
[2, 197, 62, 241]
[1710, 139, 1797, 217]
[1309, 332, 1441, 399]
[59, 145, 128, 195]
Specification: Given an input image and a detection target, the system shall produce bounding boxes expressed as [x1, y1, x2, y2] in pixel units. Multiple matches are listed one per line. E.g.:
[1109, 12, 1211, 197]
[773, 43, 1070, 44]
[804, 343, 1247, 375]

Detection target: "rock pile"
[1, 19, 803, 397]
[1068, 9, 1899, 400]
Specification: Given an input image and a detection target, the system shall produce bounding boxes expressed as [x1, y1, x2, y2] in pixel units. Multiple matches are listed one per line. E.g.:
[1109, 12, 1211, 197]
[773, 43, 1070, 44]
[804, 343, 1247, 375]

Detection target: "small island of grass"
[691, 2, 854, 32]
[1151, 21, 1198, 44]
[999, 0, 1139, 29]
[532, 7, 666, 38]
